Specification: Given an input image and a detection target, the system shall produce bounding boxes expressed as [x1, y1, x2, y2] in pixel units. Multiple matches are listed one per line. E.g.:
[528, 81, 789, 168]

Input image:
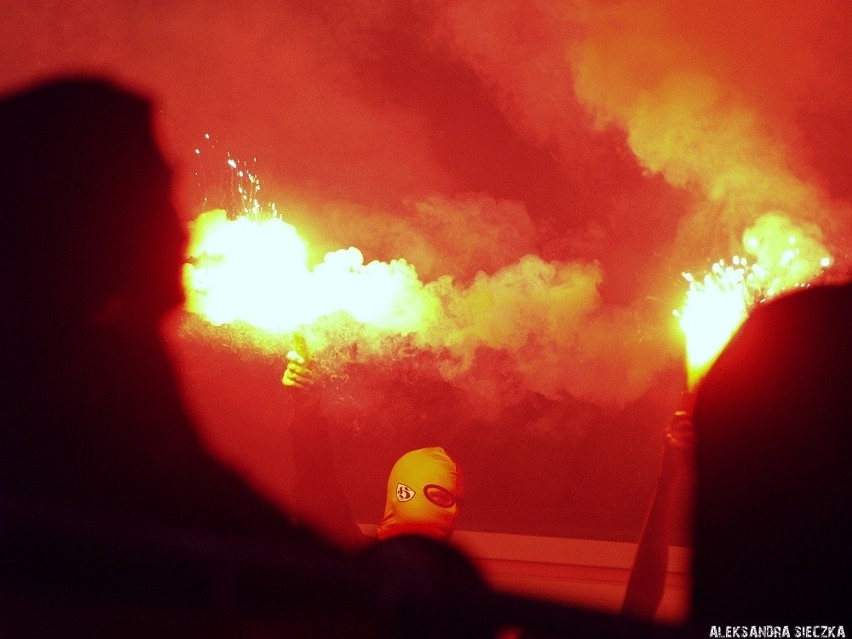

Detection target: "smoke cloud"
[5, 0, 848, 408]
[3, 0, 849, 537]
[566, 0, 850, 258]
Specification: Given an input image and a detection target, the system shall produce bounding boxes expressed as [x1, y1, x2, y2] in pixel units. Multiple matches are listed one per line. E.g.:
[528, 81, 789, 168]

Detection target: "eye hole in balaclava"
[376, 447, 463, 541]
[423, 484, 457, 509]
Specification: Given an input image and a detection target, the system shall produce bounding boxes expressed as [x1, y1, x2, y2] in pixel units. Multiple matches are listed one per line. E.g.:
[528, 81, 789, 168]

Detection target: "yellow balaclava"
[376, 447, 463, 541]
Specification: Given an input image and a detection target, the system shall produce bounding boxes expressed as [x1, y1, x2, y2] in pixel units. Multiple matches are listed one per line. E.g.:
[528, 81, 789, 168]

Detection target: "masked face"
[376, 447, 463, 541]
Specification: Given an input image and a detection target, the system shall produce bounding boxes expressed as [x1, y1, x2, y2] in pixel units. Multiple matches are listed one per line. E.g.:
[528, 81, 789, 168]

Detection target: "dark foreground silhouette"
[691, 281, 850, 626]
[0, 76, 496, 638]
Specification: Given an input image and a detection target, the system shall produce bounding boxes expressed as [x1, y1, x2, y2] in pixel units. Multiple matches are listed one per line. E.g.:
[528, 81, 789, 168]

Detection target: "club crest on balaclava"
[376, 447, 463, 541]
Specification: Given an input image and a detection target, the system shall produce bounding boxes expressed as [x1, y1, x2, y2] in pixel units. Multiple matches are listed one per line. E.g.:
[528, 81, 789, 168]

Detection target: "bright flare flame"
[183, 209, 435, 352]
[184, 149, 439, 353]
[184, 209, 309, 333]
[675, 257, 757, 389]
[675, 213, 832, 389]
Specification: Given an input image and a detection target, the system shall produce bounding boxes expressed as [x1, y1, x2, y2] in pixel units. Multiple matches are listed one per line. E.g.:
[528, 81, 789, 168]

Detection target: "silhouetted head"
[376, 447, 464, 541]
[0, 76, 186, 343]
[692, 282, 851, 624]
[358, 534, 494, 639]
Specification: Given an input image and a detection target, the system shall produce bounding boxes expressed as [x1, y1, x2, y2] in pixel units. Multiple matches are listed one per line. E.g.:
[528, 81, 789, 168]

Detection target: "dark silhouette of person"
[0, 76, 374, 637]
[0, 76, 511, 639]
[690, 281, 851, 626]
[622, 280, 850, 631]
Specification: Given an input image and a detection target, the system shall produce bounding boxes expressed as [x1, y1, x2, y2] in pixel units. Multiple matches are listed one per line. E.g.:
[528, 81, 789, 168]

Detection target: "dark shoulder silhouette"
[692, 282, 851, 624]
[0, 77, 365, 635]
[0, 76, 309, 534]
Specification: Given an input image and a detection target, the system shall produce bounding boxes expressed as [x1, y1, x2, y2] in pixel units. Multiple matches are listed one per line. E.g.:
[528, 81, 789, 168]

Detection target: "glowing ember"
[675, 214, 832, 389]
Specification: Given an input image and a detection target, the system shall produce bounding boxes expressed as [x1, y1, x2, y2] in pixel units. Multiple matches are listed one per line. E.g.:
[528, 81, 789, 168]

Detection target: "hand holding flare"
[281, 334, 318, 391]
[665, 391, 696, 451]
[621, 391, 695, 622]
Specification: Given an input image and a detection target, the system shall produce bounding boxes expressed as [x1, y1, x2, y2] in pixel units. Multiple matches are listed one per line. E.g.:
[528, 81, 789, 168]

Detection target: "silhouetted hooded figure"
[691, 281, 851, 626]
[0, 77, 365, 635]
[0, 75, 316, 537]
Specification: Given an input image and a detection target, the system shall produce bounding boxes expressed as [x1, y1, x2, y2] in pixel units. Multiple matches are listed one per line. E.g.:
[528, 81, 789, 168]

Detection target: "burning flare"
[183, 208, 435, 351]
[183, 147, 441, 356]
[675, 214, 832, 389]
[179, 154, 636, 406]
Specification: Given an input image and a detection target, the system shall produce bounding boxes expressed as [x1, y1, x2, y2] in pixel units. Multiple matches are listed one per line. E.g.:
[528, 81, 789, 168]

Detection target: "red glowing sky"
[2, 0, 849, 539]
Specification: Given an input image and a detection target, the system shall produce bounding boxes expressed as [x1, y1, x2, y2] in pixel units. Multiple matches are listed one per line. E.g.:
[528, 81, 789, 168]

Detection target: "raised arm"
[620, 403, 694, 622]
[281, 347, 366, 548]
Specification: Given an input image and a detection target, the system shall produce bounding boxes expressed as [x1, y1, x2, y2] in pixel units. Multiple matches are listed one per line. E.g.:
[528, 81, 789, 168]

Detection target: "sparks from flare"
[183, 148, 437, 356]
[674, 216, 833, 389]
[194, 134, 273, 220]
[674, 257, 760, 390]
